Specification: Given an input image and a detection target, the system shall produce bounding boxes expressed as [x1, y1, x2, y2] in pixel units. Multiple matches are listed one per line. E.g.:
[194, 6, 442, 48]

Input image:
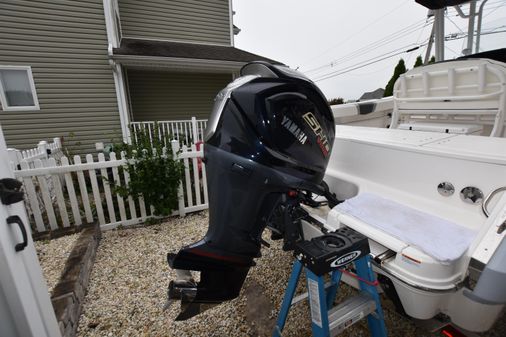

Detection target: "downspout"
[228, 0, 234, 47]
[229, 0, 237, 81]
[103, 0, 131, 143]
[108, 48, 131, 144]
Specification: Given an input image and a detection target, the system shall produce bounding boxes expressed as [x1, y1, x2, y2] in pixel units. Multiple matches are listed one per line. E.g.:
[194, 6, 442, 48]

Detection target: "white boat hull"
[303, 125, 506, 332]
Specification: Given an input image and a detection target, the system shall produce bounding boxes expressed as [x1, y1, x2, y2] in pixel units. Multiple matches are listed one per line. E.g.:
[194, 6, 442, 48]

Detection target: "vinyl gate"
[0, 125, 61, 337]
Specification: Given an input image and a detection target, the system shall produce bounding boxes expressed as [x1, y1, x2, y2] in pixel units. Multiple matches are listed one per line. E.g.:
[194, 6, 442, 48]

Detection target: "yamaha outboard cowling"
[166, 62, 336, 320]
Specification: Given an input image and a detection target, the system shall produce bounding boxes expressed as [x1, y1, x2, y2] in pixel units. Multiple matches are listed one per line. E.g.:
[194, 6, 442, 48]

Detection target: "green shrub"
[115, 124, 183, 216]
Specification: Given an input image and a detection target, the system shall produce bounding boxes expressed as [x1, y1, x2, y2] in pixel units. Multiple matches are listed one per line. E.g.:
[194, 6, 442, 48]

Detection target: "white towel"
[335, 193, 477, 263]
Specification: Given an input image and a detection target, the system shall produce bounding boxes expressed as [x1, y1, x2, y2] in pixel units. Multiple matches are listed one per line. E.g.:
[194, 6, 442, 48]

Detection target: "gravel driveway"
[35, 233, 81, 294]
[76, 212, 504, 337]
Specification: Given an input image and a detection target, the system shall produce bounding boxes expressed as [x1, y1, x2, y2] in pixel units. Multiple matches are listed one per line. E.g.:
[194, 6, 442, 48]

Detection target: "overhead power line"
[312, 43, 426, 82]
[447, 2, 506, 16]
[303, 18, 429, 73]
[483, 3, 506, 18]
[303, 18, 433, 76]
[312, 25, 506, 82]
[444, 27, 506, 41]
[299, 0, 411, 69]
[316, 22, 431, 69]
[306, 0, 506, 83]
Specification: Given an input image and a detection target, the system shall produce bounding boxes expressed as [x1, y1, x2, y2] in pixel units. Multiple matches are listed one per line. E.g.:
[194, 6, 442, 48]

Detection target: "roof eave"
[112, 54, 245, 73]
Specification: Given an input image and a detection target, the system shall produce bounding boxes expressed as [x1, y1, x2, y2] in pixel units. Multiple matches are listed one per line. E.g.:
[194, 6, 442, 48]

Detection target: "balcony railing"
[130, 117, 208, 145]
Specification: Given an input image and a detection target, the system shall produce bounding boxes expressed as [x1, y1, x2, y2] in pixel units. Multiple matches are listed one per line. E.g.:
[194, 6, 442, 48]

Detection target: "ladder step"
[291, 281, 333, 306]
[328, 293, 376, 337]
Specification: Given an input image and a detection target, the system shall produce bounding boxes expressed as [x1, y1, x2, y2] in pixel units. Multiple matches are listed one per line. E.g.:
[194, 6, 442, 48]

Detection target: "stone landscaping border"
[32, 224, 90, 242]
[50, 224, 101, 337]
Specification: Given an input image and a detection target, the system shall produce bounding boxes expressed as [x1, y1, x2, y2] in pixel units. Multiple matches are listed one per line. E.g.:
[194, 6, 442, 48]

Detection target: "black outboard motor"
[166, 61, 336, 320]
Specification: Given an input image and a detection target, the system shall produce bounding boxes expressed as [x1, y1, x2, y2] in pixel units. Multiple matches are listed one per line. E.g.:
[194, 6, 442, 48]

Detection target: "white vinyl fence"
[14, 141, 208, 234]
[130, 117, 208, 146]
[7, 137, 63, 170]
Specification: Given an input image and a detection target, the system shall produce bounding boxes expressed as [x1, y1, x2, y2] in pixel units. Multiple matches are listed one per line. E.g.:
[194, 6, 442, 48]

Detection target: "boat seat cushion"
[335, 193, 477, 263]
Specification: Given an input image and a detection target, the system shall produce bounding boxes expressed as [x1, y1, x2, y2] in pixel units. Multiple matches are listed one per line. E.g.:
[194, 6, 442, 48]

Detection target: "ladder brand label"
[302, 112, 330, 157]
[330, 250, 361, 268]
[307, 278, 323, 328]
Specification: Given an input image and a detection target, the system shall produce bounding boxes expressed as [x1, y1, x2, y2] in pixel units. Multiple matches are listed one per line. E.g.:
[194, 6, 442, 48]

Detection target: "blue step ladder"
[272, 233, 387, 337]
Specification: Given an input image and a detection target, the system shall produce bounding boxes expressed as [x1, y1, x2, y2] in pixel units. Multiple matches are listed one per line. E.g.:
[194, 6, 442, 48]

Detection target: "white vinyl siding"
[0, 66, 39, 111]
[118, 0, 231, 45]
[0, 0, 121, 155]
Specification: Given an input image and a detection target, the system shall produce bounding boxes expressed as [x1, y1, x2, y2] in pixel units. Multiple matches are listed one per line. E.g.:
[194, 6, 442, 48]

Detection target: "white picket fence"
[130, 117, 208, 146]
[7, 137, 63, 170]
[14, 141, 208, 233]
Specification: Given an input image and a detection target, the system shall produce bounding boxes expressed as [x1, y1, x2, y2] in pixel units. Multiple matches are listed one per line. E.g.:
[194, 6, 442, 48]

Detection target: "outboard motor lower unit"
[166, 62, 336, 320]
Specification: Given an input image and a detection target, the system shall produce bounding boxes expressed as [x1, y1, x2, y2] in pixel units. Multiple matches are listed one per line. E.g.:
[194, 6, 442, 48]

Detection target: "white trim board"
[112, 55, 245, 73]
[103, 0, 130, 143]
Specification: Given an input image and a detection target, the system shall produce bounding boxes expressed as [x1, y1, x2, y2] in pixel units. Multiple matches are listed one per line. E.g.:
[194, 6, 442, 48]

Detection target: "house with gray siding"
[0, 0, 279, 154]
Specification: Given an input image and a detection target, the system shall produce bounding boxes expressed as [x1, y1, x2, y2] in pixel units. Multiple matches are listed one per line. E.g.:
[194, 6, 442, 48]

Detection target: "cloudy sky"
[232, 0, 506, 101]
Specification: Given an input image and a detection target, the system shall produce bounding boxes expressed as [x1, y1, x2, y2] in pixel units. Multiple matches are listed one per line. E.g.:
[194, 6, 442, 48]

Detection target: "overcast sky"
[232, 0, 506, 101]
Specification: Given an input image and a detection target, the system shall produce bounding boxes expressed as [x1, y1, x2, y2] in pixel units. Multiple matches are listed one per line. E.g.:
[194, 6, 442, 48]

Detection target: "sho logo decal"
[281, 115, 308, 145]
[302, 112, 330, 157]
[330, 251, 361, 268]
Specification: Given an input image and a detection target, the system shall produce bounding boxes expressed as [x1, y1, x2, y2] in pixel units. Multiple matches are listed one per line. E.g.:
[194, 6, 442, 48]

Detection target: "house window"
[0, 66, 40, 111]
